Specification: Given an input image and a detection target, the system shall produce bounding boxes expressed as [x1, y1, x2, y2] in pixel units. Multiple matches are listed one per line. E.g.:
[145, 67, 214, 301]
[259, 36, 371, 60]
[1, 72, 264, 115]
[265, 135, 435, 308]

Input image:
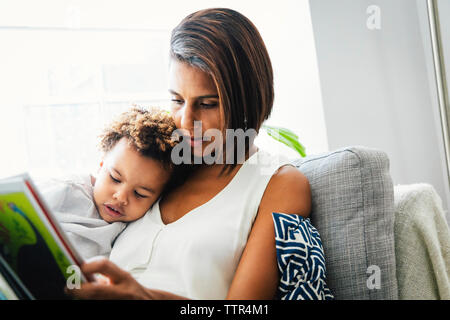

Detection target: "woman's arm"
[226, 165, 311, 299]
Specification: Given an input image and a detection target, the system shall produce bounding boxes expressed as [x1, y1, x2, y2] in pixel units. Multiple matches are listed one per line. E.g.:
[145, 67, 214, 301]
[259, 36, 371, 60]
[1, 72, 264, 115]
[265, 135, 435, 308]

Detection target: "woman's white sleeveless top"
[109, 149, 291, 299]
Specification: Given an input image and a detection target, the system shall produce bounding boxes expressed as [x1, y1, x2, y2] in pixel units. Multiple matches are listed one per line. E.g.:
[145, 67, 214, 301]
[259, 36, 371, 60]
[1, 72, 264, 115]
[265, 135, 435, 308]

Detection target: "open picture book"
[0, 173, 88, 300]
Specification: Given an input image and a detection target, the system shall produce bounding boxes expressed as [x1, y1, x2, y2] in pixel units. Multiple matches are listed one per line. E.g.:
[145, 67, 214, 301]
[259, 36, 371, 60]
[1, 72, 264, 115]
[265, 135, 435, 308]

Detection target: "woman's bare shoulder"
[259, 164, 312, 218]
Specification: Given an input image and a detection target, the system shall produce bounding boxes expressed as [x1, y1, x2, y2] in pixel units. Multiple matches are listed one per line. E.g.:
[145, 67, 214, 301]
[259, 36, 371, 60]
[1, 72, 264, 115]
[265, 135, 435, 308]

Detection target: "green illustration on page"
[0, 193, 72, 279]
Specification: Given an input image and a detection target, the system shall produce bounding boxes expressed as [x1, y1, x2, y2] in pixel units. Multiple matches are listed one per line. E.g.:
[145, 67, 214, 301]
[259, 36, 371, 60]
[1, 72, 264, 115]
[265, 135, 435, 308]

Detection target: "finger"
[80, 258, 130, 283]
[66, 282, 122, 300]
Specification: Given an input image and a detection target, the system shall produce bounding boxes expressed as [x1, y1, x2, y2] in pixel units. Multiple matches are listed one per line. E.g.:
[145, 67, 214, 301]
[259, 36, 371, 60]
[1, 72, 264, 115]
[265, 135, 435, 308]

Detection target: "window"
[0, 0, 328, 179]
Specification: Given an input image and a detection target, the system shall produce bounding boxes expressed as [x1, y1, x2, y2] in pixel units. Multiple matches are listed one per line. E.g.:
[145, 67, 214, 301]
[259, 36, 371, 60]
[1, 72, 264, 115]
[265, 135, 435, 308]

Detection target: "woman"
[68, 8, 311, 300]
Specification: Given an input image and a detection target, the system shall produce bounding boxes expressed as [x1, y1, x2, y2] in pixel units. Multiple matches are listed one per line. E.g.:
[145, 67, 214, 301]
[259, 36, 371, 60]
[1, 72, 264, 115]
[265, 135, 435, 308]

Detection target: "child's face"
[93, 137, 171, 223]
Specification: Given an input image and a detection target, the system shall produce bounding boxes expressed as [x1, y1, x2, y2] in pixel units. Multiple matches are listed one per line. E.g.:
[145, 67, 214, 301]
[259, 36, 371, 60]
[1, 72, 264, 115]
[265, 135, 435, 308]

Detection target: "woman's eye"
[171, 99, 184, 105]
[110, 174, 120, 183]
[200, 102, 218, 109]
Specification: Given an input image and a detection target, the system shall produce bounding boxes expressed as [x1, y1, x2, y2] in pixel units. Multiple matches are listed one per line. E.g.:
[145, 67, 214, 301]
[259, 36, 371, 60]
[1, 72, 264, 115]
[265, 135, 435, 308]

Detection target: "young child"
[37, 107, 178, 260]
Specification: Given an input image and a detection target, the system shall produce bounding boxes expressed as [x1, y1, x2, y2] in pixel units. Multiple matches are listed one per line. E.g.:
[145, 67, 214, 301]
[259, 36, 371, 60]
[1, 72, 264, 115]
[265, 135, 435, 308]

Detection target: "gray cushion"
[292, 146, 398, 299]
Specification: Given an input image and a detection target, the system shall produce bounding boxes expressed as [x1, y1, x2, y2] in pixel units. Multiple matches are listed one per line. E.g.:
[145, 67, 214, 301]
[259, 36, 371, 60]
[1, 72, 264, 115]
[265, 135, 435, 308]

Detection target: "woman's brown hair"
[170, 8, 274, 169]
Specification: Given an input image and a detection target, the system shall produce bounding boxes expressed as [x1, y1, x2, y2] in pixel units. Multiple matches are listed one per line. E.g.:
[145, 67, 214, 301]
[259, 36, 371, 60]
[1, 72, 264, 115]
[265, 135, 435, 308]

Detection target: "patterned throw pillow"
[273, 212, 334, 300]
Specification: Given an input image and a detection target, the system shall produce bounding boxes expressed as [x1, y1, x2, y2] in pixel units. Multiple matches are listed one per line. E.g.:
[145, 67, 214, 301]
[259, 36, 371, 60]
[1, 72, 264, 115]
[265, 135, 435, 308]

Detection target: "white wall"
[436, 0, 450, 112]
[309, 0, 450, 220]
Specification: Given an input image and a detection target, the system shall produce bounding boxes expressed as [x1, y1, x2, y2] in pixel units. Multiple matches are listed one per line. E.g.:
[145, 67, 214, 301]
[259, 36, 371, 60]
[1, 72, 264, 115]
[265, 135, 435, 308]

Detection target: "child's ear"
[90, 174, 97, 186]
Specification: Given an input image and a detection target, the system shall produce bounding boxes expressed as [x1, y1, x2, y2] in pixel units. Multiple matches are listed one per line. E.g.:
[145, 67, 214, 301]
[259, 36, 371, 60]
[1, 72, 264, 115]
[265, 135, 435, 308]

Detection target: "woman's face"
[168, 60, 224, 159]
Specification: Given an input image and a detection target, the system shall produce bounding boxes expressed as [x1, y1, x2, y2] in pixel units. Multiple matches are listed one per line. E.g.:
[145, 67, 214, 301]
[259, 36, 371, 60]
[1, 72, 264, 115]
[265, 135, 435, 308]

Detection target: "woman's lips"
[104, 204, 124, 218]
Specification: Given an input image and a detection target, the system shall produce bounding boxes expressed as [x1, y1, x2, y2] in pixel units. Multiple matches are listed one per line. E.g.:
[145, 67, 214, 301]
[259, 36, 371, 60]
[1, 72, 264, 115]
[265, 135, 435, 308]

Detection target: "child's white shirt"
[36, 174, 126, 260]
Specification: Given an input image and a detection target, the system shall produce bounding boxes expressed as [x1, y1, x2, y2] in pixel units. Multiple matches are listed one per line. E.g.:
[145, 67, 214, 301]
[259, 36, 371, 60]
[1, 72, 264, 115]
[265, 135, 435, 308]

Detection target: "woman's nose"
[180, 102, 196, 130]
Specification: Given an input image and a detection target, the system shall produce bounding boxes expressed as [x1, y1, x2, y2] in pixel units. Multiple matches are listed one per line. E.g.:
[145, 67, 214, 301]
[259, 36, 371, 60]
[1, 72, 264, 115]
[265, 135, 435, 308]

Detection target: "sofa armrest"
[394, 183, 450, 299]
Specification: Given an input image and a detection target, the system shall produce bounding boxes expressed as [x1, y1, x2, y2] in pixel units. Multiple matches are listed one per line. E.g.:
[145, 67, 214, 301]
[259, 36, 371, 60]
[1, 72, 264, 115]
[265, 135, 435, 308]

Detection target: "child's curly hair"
[99, 106, 177, 170]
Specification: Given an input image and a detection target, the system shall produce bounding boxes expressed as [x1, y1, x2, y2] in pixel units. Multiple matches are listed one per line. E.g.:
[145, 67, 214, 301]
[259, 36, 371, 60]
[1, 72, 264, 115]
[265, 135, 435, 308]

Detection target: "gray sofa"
[293, 146, 398, 299]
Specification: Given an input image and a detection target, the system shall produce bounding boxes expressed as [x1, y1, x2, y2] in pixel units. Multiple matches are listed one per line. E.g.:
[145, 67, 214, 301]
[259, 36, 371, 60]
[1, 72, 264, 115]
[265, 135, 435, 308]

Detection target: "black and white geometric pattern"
[273, 212, 334, 300]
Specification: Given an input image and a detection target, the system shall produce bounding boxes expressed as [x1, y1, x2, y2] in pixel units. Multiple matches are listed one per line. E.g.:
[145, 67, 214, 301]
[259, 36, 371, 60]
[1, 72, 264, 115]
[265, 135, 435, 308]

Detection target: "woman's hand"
[65, 258, 152, 300]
